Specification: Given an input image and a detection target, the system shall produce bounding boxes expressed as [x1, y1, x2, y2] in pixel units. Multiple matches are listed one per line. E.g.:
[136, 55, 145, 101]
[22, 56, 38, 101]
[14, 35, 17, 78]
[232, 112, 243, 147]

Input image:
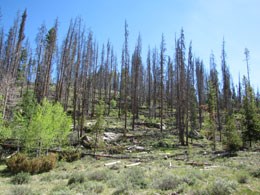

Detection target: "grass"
[0, 150, 259, 194]
[0, 119, 259, 194]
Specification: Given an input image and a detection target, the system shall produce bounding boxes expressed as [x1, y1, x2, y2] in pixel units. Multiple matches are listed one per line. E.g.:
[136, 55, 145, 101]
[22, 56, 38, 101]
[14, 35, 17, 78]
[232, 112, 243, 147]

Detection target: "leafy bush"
[112, 186, 130, 195]
[182, 175, 196, 186]
[6, 153, 57, 174]
[250, 168, 260, 178]
[191, 188, 209, 195]
[192, 178, 237, 195]
[11, 172, 30, 185]
[41, 172, 69, 182]
[109, 167, 147, 191]
[10, 186, 34, 195]
[50, 185, 71, 195]
[237, 173, 249, 184]
[153, 174, 182, 191]
[6, 153, 29, 174]
[0, 112, 12, 139]
[67, 173, 85, 185]
[110, 99, 117, 109]
[88, 169, 109, 181]
[38, 153, 57, 173]
[207, 178, 237, 195]
[84, 182, 104, 194]
[13, 98, 72, 153]
[59, 150, 81, 162]
[124, 167, 147, 189]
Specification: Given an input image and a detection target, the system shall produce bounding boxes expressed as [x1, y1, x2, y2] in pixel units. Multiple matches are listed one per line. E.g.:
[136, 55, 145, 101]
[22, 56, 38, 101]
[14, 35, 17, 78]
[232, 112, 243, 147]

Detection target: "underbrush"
[6, 153, 57, 174]
[59, 149, 82, 162]
[250, 168, 260, 178]
[67, 173, 85, 185]
[192, 178, 237, 195]
[10, 186, 35, 195]
[88, 169, 109, 181]
[109, 166, 148, 193]
[11, 172, 30, 185]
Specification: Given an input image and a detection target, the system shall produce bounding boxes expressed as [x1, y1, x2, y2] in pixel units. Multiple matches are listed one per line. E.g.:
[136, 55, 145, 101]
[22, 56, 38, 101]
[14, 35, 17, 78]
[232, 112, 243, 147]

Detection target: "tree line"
[0, 10, 259, 151]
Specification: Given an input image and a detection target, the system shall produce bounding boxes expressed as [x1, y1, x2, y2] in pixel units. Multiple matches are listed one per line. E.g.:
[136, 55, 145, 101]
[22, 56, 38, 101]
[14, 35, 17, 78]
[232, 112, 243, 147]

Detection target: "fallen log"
[6, 151, 18, 159]
[211, 151, 237, 160]
[104, 161, 121, 166]
[186, 162, 212, 166]
[125, 162, 141, 167]
[82, 152, 147, 160]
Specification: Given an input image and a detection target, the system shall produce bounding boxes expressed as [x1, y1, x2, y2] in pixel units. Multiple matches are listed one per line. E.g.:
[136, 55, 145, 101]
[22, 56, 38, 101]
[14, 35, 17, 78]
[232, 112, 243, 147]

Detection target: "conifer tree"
[208, 80, 217, 150]
[241, 77, 260, 147]
[223, 114, 242, 152]
[93, 100, 105, 155]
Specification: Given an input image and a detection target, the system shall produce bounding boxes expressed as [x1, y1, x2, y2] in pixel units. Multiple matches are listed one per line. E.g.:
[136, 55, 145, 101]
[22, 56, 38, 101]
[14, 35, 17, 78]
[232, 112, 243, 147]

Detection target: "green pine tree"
[93, 100, 105, 155]
[208, 80, 217, 150]
[223, 114, 242, 152]
[241, 78, 260, 147]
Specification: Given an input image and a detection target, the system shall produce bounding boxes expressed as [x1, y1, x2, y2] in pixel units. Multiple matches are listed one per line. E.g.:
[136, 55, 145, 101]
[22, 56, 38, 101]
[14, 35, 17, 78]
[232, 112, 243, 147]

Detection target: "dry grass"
[0, 125, 259, 194]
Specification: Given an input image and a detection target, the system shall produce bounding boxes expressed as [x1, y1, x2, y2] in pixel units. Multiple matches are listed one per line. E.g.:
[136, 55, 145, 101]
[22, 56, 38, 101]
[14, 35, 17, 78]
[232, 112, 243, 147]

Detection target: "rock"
[81, 134, 93, 149]
[189, 130, 203, 139]
[103, 132, 123, 143]
[134, 122, 166, 130]
[127, 145, 145, 151]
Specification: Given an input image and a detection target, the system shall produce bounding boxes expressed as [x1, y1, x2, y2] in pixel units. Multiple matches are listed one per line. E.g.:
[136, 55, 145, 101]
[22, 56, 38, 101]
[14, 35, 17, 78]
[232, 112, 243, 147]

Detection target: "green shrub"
[182, 175, 196, 186]
[192, 179, 237, 195]
[207, 178, 237, 195]
[6, 153, 57, 174]
[237, 173, 249, 184]
[84, 182, 104, 194]
[10, 186, 34, 195]
[11, 172, 30, 185]
[59, 150, 81, 162]
[191, 188, 209, 195]
[153, 174, 182, 191]
[88, 169, 108, 181]
[110, 99, 117, 109]
[109, 167, 147, 191]
[251, 168, 260, 178]
[13, 98, 72, 153]
[50, 185, 71, 195]
[0, 112, 12, 139]
[124, 167, 147, 189]
[41, 172, 69, 182]
[112, 187, 130, 195]
[67, 173, 85, 185]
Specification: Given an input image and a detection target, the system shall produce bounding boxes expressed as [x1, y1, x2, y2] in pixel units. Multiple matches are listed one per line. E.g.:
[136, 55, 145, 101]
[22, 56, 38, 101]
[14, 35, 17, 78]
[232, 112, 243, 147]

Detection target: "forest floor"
[0, 117, 259, 195]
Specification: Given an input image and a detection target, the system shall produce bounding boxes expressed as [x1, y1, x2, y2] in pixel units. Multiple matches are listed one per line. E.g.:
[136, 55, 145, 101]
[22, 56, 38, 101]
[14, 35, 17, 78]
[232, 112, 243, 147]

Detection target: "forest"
[0, 9, 260, 194]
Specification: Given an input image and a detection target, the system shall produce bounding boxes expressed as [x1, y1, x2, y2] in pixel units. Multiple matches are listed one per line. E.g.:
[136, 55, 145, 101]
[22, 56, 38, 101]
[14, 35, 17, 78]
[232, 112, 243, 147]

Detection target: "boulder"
[127, 145, 145, 152]
[81, 134, 93, 149]
[103, 132, 123, 143]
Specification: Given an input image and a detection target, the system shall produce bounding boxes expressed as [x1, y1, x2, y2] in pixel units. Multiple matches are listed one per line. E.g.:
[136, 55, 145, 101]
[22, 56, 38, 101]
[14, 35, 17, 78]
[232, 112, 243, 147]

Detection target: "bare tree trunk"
[160, 34, 165, 133]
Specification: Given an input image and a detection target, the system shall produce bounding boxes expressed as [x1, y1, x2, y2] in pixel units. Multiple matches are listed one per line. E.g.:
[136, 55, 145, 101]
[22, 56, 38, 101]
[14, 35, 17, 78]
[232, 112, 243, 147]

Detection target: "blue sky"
[1, 0, 259, 89]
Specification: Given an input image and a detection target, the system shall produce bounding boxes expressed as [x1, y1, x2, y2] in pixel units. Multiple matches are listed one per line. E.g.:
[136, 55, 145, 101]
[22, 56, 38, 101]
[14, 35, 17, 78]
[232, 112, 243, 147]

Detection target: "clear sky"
[1, 0, 259, 89]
